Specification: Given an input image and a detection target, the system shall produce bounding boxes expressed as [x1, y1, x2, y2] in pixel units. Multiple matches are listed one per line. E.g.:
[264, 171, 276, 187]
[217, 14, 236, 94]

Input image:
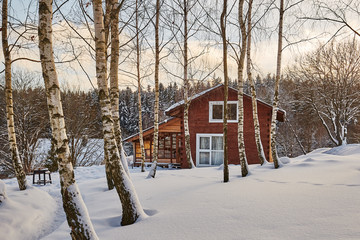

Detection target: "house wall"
[182, 86, 272, 167]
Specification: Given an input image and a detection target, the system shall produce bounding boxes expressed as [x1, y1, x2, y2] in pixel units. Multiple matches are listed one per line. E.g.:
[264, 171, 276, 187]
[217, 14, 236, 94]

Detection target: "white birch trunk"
[109, 0, 130, 177]
[136, 0, 146, 172]
[93, 0, 146, 225]
[183, 0, 195, 169]
[147, 0, 160, 178]
[38, 1, 98, 238]
[2, 0, 27, 191]
[104, 143, 114, 189]
[238, 0, 249, 177]
[270, 0, 284, 169]
[246, 0, 268, 165]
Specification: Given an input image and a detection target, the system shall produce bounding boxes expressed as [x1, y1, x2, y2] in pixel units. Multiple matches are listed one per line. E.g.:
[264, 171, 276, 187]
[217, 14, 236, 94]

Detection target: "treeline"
[1, 67, 360, 176]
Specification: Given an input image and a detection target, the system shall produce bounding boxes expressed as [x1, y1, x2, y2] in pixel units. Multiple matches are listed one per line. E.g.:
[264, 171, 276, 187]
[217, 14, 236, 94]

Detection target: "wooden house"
[125, 84, 285, 168]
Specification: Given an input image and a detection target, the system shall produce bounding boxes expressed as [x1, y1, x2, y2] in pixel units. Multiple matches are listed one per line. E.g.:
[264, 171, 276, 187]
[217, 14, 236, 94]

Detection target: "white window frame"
[209, 101, 238, 123]
[196, 133, 224, 166]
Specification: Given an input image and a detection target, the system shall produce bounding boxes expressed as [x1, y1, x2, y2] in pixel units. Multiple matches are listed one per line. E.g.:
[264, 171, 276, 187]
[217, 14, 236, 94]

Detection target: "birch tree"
[236, 0, 249, 176]
[148, 0, 161, 178]
[38, 0, 98, 238]
[220, 0, 229, 183]
[135, 0, 147, 172]
[270, 0, 284, 169]
[1, 0, 27, 190]
[92, 0, 146, 225]
[164, 0, 212, 169]
[109, 0, 130, 177]
[246, 0, 268, 165]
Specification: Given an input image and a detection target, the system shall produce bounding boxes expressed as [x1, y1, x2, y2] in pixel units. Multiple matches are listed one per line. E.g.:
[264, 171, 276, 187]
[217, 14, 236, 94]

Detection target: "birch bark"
[2, 0, 27, 190]
[38, 0, 98, 238]
[246, 0, 268, 165]
[271, 0, 284, 169]
[183, 0, 195, 169]
[238, 0, 249, 177]
[109, 0, 130, 176]
[135, 0, 147, 172]
[147, 0, 160, 178]
[92, 0, 146, 225]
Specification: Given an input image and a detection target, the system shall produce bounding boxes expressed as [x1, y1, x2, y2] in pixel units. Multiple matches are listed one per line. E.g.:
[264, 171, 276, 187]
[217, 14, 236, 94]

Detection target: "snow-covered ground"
[1, 144, 360, 240]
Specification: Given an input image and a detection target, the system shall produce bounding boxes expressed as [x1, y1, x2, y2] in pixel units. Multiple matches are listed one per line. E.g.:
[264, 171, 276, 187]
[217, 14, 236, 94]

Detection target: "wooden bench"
[32, 169, 52, 185]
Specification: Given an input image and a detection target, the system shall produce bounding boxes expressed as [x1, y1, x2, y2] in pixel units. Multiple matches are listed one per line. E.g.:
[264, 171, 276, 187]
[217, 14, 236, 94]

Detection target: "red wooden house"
[125, 84, 285, 168]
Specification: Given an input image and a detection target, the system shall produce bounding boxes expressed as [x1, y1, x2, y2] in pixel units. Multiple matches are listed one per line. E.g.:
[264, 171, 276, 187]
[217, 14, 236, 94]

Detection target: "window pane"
[200, 137, 210, 149]
[211, 151, 223, 165]
[199, 152, 210, 164]
[212, 104, 223, 120]
[211, 136, 223, 150]
[227, 103, 237, 120]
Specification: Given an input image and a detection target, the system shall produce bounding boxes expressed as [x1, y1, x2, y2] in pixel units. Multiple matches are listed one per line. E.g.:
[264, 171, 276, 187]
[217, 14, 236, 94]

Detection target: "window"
[196, 134, 224, 166]
[209, 101, 238, 123]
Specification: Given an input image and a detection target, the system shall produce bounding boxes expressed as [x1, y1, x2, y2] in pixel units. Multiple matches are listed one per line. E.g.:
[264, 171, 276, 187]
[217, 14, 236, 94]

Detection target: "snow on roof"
[165, 84, 286, 115]
[165, 84, 223, 113]
[123, 117, 175, 142]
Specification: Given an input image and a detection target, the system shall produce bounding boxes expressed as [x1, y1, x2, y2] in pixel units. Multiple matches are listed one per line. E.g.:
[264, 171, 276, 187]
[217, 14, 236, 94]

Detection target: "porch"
[125, 117, 183, 168]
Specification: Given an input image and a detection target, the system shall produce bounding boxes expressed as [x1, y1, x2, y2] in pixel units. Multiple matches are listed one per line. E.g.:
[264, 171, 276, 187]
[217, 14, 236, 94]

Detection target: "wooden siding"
[127, 85, 284, 168]
[181, 86, 273, 167]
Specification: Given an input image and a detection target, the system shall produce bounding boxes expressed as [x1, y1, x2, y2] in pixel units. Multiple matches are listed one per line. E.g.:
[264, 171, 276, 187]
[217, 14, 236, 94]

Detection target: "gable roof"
[165, 84, 286, 121]
[124, 117, 181, 142]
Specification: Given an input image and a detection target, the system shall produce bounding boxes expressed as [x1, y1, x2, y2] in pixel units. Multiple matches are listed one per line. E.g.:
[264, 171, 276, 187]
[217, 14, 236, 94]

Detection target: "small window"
[228, 103, 237, 121]
[209, 101, 238, 123]
[212, 104, 223, 120]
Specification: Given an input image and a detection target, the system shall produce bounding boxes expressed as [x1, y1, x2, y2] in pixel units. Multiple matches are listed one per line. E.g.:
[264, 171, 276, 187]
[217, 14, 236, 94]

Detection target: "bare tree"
[237, 0, 249, 176]
[305, 0, 360, 39]
[270, 0, 284, 169]
[220, 0, 229, 183]
[1, 0, 27, 190]
[92, 0, 146, 225]
[148, 0, 161, 178]
[38, 0, 98, 238]
[135, 0, 147, 172]
[246, 0, 268, 165]
[109, 0, 131, 177]
[288, 39, 360, 146]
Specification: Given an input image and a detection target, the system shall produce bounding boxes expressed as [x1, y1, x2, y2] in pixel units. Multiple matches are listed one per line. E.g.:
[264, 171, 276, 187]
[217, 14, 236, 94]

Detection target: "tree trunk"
[2, 0, 27, 191]
[104, 143, 114, 190]
[92, 0, 146, 225]
[246, 0, 268, 166]
[183, 0, 195, 169]
[38, 1, 98, 238]
[148, 0, 160, 178]
[220, 0, 229, 183]
[109, 0, 130, 176]
[136, 0, 146, 172]
[238, 0, 249, 177]
[271, 0, 284, 169]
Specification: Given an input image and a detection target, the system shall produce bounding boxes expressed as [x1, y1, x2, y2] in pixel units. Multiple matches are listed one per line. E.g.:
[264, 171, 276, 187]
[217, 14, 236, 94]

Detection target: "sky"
[2, 0, 359, 91]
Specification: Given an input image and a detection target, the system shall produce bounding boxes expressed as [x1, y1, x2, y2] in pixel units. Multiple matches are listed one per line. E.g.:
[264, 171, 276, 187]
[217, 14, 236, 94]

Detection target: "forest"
[1, 67, 360, 175]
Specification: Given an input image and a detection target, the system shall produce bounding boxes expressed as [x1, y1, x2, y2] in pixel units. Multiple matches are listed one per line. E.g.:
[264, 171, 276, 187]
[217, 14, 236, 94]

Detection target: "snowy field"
[1, 144, 360, 240]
